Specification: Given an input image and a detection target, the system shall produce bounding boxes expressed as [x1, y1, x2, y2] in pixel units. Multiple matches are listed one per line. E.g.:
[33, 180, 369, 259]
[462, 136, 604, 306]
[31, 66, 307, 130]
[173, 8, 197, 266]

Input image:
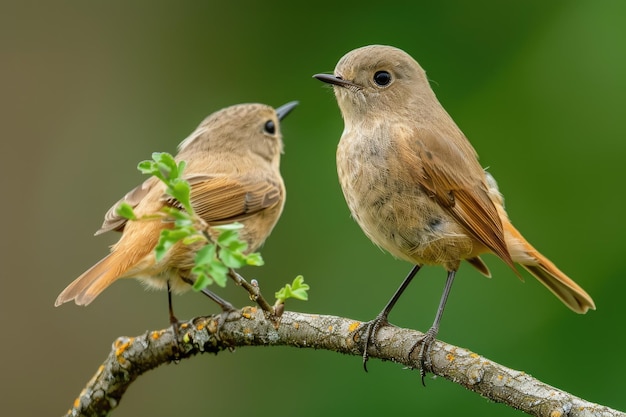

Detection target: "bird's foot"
[169, 315, 183, 362]
[211, 307, 240, 342]
[361, 313, 390, 372]
[408, 326, 438, 386]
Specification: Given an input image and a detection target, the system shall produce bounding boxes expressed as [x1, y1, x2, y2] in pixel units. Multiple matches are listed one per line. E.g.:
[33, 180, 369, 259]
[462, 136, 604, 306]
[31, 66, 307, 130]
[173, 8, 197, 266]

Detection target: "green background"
[2, 1, 625, 415]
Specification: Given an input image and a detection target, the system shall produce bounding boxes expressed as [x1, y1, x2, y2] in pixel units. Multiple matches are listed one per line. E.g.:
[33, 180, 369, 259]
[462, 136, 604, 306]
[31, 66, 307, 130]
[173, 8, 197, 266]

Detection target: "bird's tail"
[55, 251, 133, 307]
[503, 221, 595, 314]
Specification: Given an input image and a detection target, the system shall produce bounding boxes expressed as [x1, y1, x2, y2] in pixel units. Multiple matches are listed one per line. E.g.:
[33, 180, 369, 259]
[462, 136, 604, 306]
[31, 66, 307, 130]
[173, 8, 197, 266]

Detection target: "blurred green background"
[2, 1, 625, 415]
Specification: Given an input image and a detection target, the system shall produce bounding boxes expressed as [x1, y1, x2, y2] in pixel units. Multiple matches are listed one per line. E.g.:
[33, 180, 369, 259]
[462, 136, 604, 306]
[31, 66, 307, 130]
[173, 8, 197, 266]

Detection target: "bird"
[313, 45, 594, 378]
[55, 101, 298, 329]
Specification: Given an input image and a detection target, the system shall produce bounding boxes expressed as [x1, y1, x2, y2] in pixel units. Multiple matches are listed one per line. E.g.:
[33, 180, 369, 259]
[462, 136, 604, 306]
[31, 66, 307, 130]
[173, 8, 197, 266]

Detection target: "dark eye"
[373, 70, 391, 86]
[264, 120, 276, 134]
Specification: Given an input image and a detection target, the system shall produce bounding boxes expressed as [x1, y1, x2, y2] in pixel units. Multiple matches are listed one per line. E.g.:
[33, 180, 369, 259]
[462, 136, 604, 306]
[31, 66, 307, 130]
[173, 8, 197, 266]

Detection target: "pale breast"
[337, 129, 475, 267]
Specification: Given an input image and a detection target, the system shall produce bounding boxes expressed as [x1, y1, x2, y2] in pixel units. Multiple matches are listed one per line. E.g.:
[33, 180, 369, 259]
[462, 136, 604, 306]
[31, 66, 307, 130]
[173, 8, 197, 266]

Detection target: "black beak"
[275, 101, 299, 121]
[313, 73, 356, 88]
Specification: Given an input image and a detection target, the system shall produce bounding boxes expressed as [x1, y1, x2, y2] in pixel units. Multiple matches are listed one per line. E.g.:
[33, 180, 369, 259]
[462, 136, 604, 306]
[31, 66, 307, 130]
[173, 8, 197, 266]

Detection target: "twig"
[227, 269, 275, 314]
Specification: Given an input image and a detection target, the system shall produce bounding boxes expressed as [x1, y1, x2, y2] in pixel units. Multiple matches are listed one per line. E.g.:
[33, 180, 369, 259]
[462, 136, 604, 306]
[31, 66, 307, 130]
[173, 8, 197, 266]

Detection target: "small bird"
[314, 45, 594, 376]
[55, 101, 298, 325]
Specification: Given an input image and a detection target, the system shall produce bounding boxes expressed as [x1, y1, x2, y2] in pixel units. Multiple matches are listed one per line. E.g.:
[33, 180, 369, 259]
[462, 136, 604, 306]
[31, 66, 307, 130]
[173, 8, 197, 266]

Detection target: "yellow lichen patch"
[446, 353, 455, 362]
[151, 331, 162, 340]
[196, 322, 205, 331]
[206, 319, 217, 334]
[328, 325, 333, 332]
[491, 373, 507, 387]
[470, 353, 479, 359]
[73, 397, 81, 408]
[113, 337, 132, 350]
[550, 410, 562, 417]
[242, 306, 258, 319]
[243, 327, 253, 337]
[180, 322, 189, 329]
[85, 367, 103, 388]
[293, 322, 300, 330]
[115, 340, 132, 359]
[348, 321, 361, 332]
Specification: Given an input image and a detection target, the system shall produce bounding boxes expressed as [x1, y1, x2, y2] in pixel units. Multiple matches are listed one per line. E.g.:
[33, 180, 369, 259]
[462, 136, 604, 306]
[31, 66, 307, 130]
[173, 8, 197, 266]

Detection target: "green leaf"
[167, 179, 191, 209]
[155, 228, 190, 261]
[115, 202, 137, 220]
[189, 244, 231, 290]
[177, 160, 187, 177]
[192, 260, 228, 289]
[160, 207, 194, 226]
[192, 272, 212, 291]
[219, 248, 246, 269]
[130, 153, 267, 295]
[216, 229, 238, 245]
[194, 244, 216, 265]
[152, 151, 176, 170]
[245, 252, 264, 266]
[156, 153, 175, 180]
[275, 275, 309, 303]
[210, 262, 229, 287]
[213, 223, 244, 232]
[288, 277, 310, 301]
[137, 159, 157, 175]
[182, 234, 207, 245]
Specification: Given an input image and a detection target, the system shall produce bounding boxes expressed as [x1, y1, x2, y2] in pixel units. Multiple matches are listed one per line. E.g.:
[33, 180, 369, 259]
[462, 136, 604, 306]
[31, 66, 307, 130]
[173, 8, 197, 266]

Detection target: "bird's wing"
[95, 176, 159, 235]
[95, 173, 281, 235]
[400, 128, 515, 270]
[183, 174, 283, 223]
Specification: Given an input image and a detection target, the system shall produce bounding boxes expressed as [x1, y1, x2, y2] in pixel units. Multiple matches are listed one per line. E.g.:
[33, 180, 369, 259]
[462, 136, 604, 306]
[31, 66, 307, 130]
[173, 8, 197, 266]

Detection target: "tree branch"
[63, 307, 623, 417]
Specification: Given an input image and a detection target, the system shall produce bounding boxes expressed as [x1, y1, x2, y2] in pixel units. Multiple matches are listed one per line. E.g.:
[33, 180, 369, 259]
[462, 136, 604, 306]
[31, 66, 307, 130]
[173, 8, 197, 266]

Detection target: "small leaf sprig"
[116, 152, 308, 310]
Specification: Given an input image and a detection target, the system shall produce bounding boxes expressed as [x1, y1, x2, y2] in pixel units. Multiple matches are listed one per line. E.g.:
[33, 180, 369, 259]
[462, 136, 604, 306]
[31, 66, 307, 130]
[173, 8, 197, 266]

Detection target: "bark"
[63, 307, 623, 417]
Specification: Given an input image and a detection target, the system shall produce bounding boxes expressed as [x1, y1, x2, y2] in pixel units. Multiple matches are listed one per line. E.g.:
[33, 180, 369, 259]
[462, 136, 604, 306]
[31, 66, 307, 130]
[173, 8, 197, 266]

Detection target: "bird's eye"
[264, 120, 276, 134]
[373, 70, 391, 86]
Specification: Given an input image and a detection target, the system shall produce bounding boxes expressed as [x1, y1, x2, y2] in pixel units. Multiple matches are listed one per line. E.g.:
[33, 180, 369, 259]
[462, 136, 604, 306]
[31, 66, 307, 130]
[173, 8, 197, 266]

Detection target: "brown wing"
[400, 128, 515, 271]
[95, 176, 159, 236]
[185, 174, 282, 223]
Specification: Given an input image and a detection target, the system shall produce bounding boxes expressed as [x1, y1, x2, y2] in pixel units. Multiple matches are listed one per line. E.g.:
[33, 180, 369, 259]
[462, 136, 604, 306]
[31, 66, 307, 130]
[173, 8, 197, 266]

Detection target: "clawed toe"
[212, 308, 239, 341]
[408, 327, 438, 385]
[361, 315, 390, 372]
[169, 319, 183, 361]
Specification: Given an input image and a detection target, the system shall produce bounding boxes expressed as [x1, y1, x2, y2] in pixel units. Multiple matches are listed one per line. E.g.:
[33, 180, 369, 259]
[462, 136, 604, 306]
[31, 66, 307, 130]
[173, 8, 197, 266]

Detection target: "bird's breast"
[336, 129, 475, 266]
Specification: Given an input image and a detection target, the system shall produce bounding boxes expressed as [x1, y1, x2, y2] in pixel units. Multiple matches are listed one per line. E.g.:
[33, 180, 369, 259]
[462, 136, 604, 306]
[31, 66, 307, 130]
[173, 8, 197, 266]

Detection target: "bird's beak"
[276, 101, 299, 121]
[313, 73, 357, 88]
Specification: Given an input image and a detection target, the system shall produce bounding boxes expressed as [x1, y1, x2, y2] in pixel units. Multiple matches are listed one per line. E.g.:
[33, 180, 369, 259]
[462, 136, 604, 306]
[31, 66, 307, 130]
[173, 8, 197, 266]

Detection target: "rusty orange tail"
[55, 250, 135, 307]
[503, 221, 595, 314]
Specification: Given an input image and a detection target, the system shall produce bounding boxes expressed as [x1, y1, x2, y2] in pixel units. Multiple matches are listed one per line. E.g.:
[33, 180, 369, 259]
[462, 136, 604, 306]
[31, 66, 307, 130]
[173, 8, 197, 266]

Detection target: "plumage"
[314, 45, 594, 374]
[397, 129, 516, 272]
[55, 102, 297, 307]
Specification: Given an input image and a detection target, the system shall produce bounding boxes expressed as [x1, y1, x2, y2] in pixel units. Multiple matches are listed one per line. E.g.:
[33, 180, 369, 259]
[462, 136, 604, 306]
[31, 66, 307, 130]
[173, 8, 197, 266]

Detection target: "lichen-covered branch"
[63, 308, 624, 417]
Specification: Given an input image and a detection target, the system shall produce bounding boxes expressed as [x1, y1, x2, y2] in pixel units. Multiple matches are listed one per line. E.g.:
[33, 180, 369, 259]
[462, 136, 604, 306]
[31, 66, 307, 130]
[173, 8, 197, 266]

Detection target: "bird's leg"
[167, 281, 182, 360]
[409, 269, 456, 385]
[180, 276, 236, 311]
[362, 264, 422, 371]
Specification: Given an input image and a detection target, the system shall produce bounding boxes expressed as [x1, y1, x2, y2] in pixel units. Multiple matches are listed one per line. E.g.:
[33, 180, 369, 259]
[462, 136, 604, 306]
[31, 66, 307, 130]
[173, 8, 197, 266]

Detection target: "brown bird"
[55, 101, 298, 323]
[314, 45, 594, 376]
